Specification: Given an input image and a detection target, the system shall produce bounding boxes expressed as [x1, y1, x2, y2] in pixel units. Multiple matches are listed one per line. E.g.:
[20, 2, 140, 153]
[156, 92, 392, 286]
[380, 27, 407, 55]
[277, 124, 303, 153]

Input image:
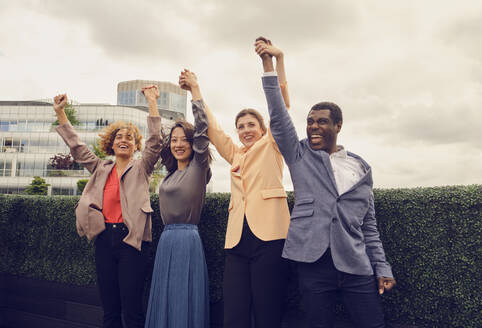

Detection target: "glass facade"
[170, 93, 186, 113]
[117, 90, 137, 106]
[0, 102, 178, 195]
[117, 80, 187, 117]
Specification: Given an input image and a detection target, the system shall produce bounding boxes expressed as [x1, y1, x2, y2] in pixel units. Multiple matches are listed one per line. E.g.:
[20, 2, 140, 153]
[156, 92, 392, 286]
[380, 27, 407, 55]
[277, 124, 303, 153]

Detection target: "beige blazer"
[205, 86, 291, 249]
[56, 116, 162, 251]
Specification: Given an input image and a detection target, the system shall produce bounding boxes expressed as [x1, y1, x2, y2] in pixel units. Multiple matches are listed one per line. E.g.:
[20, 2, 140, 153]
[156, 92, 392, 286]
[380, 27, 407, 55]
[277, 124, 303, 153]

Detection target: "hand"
[53, 94, 68, 112]
[254, 36, 283, 59]
[378, 277, 396, 294]
[178, 69, 199, 92]
[142, 85, 160, 103]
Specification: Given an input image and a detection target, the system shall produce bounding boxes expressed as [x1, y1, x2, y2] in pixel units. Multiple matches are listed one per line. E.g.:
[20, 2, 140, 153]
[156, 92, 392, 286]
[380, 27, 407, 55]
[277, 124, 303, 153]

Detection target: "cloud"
[26, 0, 363, 63]
[192, 0, 362, 48]
[25, 0, 198, 62]
[441, 12, 482, 62]
[2, 0, 481, 191]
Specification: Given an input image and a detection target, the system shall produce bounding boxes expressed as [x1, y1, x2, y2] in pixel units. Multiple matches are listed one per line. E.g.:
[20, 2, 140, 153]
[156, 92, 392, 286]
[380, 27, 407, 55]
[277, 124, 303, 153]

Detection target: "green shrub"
[24, 176, 50, 195]
[76, 179, 89, 194]
[0, 185, 480, 327]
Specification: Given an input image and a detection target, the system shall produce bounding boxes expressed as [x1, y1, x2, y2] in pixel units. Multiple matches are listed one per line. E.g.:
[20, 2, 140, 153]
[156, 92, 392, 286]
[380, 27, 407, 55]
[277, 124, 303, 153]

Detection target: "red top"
[102, 165, 123, 223]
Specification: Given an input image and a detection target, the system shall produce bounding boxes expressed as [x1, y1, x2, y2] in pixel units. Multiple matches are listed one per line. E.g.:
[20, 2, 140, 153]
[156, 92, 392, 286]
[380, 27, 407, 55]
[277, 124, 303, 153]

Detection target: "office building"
[0, 81, 186, 195]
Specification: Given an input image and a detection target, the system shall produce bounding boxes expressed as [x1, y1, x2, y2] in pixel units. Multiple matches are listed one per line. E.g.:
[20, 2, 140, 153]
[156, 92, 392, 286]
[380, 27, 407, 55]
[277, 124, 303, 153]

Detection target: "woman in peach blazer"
[180, 38, 291, 328]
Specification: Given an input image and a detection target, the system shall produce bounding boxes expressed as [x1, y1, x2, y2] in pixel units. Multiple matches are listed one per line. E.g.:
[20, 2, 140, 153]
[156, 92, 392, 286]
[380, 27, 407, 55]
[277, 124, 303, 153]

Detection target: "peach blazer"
[205, 85, 291, 249]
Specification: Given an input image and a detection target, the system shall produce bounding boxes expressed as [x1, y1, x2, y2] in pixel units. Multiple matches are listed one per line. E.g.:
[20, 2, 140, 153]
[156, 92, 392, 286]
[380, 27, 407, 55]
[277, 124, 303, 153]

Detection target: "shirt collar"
[330, 145, 347, 159]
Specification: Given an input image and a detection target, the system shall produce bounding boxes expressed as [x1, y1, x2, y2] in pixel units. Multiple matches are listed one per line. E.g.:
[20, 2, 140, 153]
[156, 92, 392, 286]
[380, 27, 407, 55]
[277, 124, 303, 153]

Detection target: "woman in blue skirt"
[145, 70, 212, 328]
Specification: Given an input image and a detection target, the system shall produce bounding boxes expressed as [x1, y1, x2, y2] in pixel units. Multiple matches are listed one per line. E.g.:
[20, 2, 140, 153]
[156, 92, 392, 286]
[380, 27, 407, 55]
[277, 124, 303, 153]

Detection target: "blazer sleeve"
[56, 122, 102, 174]
[262, 75, 301, 165]
[139, 116, 162, 177]
[361, 191, 394, 278]
[267, 80, 292, 151]
[191, 100, 210, 168]
[204, 103, 238, 165]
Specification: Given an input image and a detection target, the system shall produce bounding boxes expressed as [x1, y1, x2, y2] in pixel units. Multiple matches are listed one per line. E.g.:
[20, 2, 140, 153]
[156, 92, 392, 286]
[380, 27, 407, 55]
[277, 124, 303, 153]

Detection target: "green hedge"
[0, 186, 480, 327]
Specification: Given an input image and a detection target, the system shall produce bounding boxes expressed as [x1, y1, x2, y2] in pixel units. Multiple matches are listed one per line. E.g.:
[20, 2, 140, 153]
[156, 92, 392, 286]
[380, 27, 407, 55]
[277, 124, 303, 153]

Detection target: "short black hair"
[309, 102, 343, 125]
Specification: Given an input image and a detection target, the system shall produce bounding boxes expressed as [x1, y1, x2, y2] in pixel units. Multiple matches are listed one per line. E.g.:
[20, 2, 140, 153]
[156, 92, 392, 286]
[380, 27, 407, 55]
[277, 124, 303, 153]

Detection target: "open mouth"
[119, 144, 129, 149]
[174, 149, 186, 156]
[243, 135, 254, 142]
[310, 134, 323, 143]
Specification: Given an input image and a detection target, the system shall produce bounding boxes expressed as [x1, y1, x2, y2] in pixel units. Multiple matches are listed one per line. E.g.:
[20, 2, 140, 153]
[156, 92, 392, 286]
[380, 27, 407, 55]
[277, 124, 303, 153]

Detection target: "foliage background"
[0, 186, 480, 327]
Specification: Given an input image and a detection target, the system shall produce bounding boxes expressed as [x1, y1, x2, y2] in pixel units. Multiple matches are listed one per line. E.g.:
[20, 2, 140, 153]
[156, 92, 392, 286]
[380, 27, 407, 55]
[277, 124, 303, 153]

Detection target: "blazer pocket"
[291, 208, 314, 220]
[261, 188, 287, 199]
[291, 197, 314, 220]
[295, 197, 314, 205]
[141, 203, 154, 213]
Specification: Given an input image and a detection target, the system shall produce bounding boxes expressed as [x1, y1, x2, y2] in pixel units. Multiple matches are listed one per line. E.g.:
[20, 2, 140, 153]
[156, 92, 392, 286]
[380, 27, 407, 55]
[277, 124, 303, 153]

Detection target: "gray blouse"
[158, 100, 211, 225]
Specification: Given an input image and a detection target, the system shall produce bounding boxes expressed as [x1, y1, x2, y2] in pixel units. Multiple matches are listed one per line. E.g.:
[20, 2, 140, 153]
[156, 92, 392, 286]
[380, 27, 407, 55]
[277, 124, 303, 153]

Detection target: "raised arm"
[179, 69, 237, 165]
[255, 37, 290, 109]
[139, 85, 162, 176]
[142, 85, 161, 118]
[53, 94, 102, 173]
[177, 70, 210, 167]
[255, 39, 301, 164]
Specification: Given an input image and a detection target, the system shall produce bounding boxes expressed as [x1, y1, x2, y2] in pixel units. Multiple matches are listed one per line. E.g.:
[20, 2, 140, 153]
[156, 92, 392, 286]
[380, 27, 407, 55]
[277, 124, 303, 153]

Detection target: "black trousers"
[223, 219, 289, 328]
[95, 223, 150, 328]
[297, 249, 385, 328]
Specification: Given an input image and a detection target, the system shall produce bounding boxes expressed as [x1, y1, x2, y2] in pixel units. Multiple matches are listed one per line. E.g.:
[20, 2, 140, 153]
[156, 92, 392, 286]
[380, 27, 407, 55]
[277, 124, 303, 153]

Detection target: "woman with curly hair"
[144, 72, 212, 328]
[53, 86, 162, 328]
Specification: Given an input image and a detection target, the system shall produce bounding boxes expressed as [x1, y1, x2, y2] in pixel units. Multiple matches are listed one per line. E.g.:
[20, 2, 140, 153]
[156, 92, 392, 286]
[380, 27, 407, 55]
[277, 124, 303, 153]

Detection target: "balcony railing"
[46, 169, 90, 177]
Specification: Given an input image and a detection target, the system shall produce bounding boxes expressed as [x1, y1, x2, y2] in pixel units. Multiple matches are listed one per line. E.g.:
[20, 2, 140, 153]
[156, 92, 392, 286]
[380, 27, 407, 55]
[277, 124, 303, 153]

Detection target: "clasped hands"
[141, 85, 159, 103]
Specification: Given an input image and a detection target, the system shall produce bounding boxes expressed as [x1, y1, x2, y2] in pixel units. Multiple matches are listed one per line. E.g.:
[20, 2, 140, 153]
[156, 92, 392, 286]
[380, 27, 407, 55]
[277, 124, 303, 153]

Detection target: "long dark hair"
[160, 120, 212, 173]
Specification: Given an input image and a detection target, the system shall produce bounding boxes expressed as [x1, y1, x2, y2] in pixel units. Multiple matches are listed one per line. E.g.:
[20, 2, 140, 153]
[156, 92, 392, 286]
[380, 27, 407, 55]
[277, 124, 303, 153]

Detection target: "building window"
[159, 92, 169, 108]
[170, 93, 186, 113]
[0, 121, 8, 131]
[51, 187, 76, 196]
[0, 159, 12, 176]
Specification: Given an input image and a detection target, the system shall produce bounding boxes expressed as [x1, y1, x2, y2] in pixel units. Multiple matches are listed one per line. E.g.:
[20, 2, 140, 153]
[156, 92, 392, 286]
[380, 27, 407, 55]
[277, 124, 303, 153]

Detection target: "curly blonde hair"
[98, 121, 143, 156]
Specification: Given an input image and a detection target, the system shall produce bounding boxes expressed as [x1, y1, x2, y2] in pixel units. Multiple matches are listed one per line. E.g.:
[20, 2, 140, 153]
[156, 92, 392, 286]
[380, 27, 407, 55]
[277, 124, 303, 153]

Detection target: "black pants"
[95, 223, 150, 328]
[297, 249, 385, 328]
[223, 219, 289, 328]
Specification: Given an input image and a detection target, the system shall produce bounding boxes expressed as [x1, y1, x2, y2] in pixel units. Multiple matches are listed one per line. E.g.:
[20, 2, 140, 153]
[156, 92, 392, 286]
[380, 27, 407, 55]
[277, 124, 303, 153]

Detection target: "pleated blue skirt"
[145, 224, 210, 328]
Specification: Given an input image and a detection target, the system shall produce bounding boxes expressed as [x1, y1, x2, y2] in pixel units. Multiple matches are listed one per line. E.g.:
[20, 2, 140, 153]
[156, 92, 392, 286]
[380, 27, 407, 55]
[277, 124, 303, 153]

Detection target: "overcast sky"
[1, 0, 481, 191]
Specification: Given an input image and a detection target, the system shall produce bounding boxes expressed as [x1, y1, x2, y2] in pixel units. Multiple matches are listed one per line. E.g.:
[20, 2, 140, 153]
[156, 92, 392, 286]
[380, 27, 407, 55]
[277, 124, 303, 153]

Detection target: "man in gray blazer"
[255, 39, 396, 328]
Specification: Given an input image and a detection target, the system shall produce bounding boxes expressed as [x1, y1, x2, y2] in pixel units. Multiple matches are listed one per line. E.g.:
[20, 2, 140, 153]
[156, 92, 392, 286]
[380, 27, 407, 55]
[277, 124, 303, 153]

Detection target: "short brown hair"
[98, 121, 142, 156]
[161, 120, 213, 173]
[235, 109, 267, 135]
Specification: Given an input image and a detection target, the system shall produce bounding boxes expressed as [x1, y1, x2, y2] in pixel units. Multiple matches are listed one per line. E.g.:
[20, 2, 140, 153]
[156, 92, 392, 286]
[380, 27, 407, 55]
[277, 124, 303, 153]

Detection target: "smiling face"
[236, 114, 264, 148]
[112, 128, 137, 159]
[306, 109, 341, 153]
[170, 127, 193, 164]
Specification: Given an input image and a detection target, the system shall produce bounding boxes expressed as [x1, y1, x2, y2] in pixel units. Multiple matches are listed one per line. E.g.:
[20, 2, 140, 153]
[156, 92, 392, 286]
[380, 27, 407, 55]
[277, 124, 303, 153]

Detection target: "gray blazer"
[262, 76, 393, 278]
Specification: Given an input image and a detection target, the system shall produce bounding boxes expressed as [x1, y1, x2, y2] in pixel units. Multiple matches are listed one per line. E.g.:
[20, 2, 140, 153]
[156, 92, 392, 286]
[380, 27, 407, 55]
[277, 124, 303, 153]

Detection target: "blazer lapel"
[120, 159, 135, 181]
[342, 152, 373, 195]
[344, 167, 372, 195]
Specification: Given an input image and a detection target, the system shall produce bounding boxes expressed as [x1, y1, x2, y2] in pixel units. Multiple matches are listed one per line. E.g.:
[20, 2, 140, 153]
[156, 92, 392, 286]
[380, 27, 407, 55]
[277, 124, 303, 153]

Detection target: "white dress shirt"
[330, 146, 366, 195]
[261, 72, 365, 194]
